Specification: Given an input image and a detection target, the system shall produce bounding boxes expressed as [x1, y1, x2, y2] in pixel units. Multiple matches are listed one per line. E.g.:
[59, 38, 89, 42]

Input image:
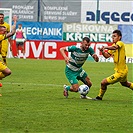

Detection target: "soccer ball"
[78, 84, 89, 95]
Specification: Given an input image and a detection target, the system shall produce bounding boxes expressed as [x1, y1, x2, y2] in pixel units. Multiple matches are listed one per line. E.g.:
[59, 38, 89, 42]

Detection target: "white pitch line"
[2, 82, 119, 88]
[2, 82, 63, 87]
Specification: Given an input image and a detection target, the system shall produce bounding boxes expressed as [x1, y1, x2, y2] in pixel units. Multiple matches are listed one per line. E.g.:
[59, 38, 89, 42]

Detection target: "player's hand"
[12, 15, 18, 22]
[64, 57, 70, 64]
[98, 46, 104, 52]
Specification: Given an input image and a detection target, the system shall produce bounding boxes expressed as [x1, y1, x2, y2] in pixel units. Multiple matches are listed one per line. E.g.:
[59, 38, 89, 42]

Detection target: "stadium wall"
[0, 0, 133, 24]
[0, 0, 133, 63]
[10, 21, 133, 63]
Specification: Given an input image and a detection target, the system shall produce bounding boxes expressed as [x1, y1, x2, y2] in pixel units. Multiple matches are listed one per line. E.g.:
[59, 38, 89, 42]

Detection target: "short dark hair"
[113, 30, 122, 37]
[83, 37, 90, 43]
[0, 13, 4, 16]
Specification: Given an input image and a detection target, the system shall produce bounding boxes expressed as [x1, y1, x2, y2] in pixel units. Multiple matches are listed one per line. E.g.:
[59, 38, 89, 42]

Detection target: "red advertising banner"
[11, 40, 112, 60]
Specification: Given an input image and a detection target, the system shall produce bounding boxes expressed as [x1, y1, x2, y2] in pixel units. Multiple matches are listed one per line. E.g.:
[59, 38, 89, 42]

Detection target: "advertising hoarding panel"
[81, 0, 133, 24]
[0, 0, 38, 21]
[39, 0, 81, 22]
[15, 21, 63, 41]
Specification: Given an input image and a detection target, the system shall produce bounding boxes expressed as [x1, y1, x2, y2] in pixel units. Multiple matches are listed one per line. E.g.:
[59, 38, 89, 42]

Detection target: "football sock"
[129, 83, 133, 90]
[2, 56, 7, 65]
[98, 88, 106, 98]
[66, 86, 71, 91]
[0, 72, 5, 80]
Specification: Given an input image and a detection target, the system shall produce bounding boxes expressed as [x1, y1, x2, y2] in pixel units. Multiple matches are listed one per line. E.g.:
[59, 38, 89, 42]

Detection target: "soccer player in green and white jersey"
[60, 37, 99, 99]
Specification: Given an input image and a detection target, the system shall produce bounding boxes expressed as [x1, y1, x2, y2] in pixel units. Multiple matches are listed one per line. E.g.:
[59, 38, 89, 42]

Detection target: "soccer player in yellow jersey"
[94, 30, 133, 100]
[0, 15, 17, 96]
[0, 13, 11, 65]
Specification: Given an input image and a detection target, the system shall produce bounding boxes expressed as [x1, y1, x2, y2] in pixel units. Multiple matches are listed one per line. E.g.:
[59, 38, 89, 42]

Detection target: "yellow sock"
[130, 83, 133, 90]
[0, 72, 5, 80]
[98, 88, 107, 98]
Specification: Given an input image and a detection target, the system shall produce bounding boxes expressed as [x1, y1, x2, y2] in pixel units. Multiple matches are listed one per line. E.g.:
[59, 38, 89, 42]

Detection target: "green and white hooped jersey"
[66, 44, 95, 71]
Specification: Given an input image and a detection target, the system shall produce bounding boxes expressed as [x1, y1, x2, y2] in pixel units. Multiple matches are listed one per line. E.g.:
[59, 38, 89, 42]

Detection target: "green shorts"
[65, 66, 87, 85]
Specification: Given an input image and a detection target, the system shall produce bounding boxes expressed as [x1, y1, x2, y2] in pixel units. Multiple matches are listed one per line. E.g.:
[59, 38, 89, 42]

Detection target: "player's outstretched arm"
[98, 46, 111, 59]
[6, 15, 17, 38]
[60, 47, 70, 64]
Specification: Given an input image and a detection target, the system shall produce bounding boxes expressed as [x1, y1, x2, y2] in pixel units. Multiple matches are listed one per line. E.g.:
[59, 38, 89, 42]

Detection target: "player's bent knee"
[73, 88, 79, 92]
[86, 82, 92, 88]
[85, 78, 92, 87]
[72, 87, 79, 92]
[5, 71, 11, 76]
[101, 79, 108, 86]
[89, 82, 92, 87]
[7, 71, 11, 75]
[120, 82, 130, 87]
[101, 81, 105, 85]
[4, 69, 12, 76]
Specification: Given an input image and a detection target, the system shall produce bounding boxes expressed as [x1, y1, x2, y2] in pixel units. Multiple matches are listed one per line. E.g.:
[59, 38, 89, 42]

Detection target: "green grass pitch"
[0, 58, 132, 133]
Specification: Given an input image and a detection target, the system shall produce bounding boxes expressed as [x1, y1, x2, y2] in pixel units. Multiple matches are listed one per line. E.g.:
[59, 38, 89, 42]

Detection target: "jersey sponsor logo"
[86, 10, 133, 24]
[80, 70, 85, 77]
[110, 75, 115, 80]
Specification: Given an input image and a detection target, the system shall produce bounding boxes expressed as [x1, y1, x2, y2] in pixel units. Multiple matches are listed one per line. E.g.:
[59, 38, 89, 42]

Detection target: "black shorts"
[16, 42, 24, 46]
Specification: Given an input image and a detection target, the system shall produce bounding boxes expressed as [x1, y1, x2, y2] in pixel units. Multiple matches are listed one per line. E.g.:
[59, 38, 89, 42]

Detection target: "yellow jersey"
[0, 22, 10, 33]
[0, 34, 6, 42]
[108, 41, 127, 72]
[0, 22, 10, 57]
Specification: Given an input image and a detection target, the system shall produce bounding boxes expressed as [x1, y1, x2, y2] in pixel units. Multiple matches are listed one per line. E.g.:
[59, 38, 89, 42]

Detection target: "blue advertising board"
[16, 21, 63, 41]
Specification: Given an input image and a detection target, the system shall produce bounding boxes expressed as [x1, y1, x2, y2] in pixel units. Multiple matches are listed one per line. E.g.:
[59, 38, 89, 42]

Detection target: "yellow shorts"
[0, 39, 8, 57]
[107, 70, 128, 84]
[0, 60, 7, 71]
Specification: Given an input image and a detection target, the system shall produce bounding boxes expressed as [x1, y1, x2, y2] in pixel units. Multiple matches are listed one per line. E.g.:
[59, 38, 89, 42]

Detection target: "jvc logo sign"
[86, 10, 133, 24]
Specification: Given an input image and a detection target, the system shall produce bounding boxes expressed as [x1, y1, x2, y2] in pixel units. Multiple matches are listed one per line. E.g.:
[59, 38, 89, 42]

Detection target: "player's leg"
[63, 67, 79, 98]
[63, 84, 79, 98]
[0, 44, 2, 54]
[78, 75, 92, 99]
[94, 72, 120, 100]
[120, 81, 133, 90]
[0, 43, 6, 87]
[9, 39, 14, 57]
[0, 68, 11, 79]
[20, 43, 26, 59]
[80, 76, 92, 88]
[0, 61, 11, 80]
[64, 75, 79, 92]
[0, 62, 11, 97]
[95, 78, 110, 100]
[119, 73, 133, 90]
[1, 39, 8, 65]
[16, 42, 20, 58]
[70, 69, 89, 92]
[1, 56, 6, 65]
[74, 69, 92, 99]
[114, 70, 133, 90]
